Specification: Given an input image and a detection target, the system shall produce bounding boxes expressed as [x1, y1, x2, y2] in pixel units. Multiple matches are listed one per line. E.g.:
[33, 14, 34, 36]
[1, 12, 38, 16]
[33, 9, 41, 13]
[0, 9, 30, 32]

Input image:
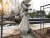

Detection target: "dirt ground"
[32, 27, 50, 38]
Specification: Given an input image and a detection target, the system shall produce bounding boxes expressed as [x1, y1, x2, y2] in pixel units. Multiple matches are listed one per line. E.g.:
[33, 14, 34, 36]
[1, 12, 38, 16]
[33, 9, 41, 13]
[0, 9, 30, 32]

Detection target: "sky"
[2, 0, 50, 11]
[19, 0, 50, 14]
[31, 0, 50, 9]
[0, 0, 50, 14]
[25, 0, 50, 10]
[32, 0, 50, 14]
[5, 0, 50, 14]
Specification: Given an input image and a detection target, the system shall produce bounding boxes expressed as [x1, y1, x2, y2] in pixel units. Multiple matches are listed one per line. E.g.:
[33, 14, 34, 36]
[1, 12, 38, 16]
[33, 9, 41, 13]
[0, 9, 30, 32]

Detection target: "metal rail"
[41, 4, 50, 7]
[40, 3, 50, 38]
[1, 0, 4, 38]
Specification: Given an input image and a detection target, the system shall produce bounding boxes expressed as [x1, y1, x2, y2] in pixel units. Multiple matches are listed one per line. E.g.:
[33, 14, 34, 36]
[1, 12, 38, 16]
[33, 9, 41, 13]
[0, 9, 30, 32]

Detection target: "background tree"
[47, 12, 50, 18]
[28, 10, 46, 18]
[36, 10, 46, 18]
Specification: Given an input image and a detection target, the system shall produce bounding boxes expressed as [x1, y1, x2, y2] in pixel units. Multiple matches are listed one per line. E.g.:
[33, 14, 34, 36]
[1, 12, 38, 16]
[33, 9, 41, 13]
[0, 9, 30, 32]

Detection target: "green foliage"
[11, 10, 14, 14]
[47, 12, 50, 18]
[28, 10, 46, 18]
[37, 10, 45, 14]
[28, 12, 35, 18]
[47, 15, 50, 18]
[0, 0, 2, 3]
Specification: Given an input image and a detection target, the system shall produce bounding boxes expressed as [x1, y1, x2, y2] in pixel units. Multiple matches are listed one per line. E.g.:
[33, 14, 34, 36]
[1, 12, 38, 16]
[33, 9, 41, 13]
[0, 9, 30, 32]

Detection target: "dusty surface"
[0, 23, 50, 38]
[0, 30, 22, 38]
[32, 27, 50, 38]
[0, 26, 21, 38]
[0, 31, 1, 38]
[30, 23, 50, 38]
[30, 23, 50, 30]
